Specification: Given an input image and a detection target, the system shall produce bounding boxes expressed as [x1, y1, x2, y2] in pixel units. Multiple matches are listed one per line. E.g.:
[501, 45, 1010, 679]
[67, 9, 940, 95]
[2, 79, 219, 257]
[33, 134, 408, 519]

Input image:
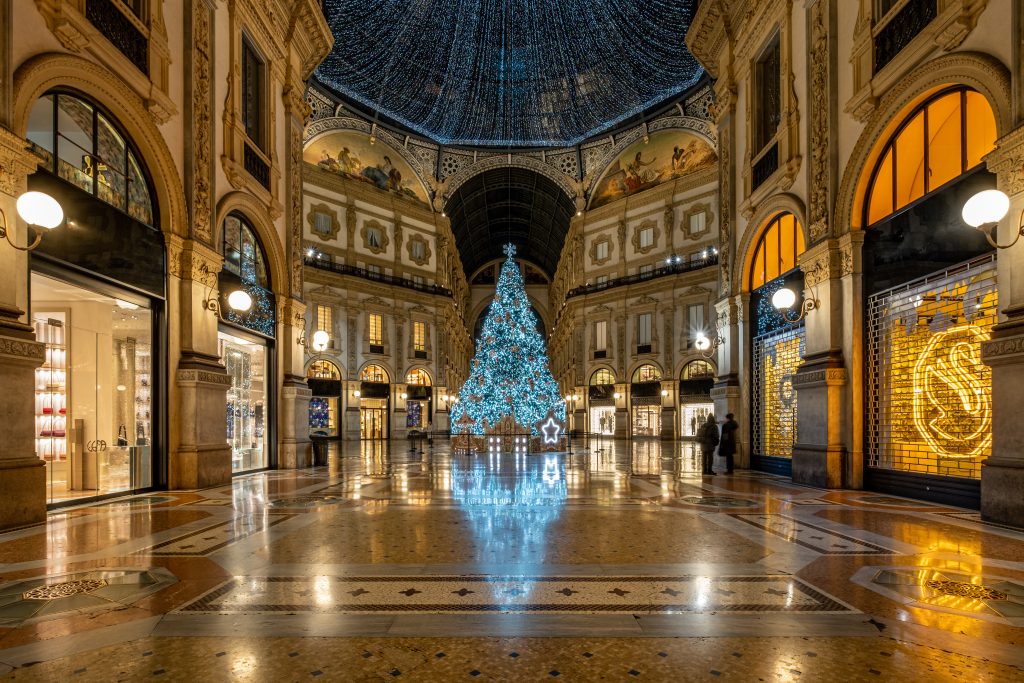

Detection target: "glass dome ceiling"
[316, 0, 704, 148]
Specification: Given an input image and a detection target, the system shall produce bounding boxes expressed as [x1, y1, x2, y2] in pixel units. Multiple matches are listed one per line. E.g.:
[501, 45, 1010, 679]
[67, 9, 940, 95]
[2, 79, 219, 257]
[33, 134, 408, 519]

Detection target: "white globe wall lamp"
[0, 191, 64, 252]
[962, 189, 1022, 249]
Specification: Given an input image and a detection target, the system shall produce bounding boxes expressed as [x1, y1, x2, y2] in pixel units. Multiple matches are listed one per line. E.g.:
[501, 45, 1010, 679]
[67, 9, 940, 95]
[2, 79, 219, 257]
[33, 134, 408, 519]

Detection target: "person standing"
[696, 413, 720, 475]
[719, 413, 739, 474]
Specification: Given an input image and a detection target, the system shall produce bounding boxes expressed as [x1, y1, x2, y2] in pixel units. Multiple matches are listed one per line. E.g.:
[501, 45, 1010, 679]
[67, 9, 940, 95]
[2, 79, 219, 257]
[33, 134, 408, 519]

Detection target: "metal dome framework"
[316, 0, 703, 147]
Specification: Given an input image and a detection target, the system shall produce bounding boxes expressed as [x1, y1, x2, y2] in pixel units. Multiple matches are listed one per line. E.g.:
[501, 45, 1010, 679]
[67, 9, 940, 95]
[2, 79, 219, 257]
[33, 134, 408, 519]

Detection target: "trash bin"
[311, 438, 329, 466]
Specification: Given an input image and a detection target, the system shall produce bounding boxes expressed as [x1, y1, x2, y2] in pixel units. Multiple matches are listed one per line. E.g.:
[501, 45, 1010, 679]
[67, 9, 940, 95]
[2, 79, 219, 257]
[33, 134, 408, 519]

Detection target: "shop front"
[679, 359, 715, 438]
[25, 90, 166, 505]
[404, 369, 432, 432]
[307, 359, 343, 438]
[359, 364, 390, 439]
[859, 86, 997, 507]
[630, 364, 662, 438]
[748, 213, 806, 476]
[218, 213, 276, 473]
[587, 368, 616, 436]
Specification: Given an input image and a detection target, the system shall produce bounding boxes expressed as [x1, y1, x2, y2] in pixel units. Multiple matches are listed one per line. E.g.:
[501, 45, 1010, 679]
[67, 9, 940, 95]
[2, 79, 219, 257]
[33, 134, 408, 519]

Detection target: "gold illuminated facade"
[753, 328, 804, 460]
[868, 258, 996, 480]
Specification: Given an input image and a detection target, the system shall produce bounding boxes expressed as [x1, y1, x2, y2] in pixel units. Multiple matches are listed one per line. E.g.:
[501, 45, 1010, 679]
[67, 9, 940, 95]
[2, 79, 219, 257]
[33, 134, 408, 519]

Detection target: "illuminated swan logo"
[911, 325, 991, 458]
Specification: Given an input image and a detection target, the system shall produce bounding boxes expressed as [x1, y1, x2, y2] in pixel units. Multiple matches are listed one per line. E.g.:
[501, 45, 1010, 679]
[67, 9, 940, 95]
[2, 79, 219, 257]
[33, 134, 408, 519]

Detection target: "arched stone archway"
[12, 53, 188, 239]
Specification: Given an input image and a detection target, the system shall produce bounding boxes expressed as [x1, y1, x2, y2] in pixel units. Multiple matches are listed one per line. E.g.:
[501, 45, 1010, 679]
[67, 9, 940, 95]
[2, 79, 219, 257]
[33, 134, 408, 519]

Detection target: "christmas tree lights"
[451, 244, 565, 436]
[316, 0, 702, 147]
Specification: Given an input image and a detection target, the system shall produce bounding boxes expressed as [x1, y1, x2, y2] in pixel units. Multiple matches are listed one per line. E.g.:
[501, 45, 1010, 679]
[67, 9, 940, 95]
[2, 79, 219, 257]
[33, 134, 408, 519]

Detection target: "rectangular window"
[639, 264, 654, 276]
[410, 240, 426, 261]
[637, 313, 652, 346]
[754, 36, 781, 153]
[595, 240, 609, 261]
[640, 227, 654, 249]
[413, 321, 426, 352]
[366, 227, 382, 249]
[689, 211, 706, 235]
[366, 263, 381, 275]
[241, 35, 265, 149]
[369, 314, 383, 346]
[313, 212, 333, 237]
[412, 275, 425, 285]
[596, 274, 608, 285]
[316, 305, 332, 333]
[688, 304, 705, 345]
[595, 320, 607, 352]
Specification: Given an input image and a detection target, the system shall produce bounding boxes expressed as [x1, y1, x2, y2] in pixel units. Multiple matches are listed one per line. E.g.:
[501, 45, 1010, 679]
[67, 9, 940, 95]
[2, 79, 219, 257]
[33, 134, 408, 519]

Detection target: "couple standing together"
[696, 413, 738, 475]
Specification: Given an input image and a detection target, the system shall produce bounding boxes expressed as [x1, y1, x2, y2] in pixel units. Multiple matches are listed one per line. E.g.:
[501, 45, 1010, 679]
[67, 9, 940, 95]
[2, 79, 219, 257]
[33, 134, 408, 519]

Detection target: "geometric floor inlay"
[731, 514, 896, 554]
[142, 515, 296, 556]
[178, 575, 852, 614]
[0, 568, 177, 627]
[870, 568, 1024, 623]
[678, 496, 759, 508]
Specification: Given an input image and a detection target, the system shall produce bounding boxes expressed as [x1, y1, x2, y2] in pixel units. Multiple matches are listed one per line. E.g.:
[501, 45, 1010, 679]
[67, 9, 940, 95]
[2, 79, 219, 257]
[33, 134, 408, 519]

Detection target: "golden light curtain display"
[753, 329, 805, 459]
[868, 258, 996, 479]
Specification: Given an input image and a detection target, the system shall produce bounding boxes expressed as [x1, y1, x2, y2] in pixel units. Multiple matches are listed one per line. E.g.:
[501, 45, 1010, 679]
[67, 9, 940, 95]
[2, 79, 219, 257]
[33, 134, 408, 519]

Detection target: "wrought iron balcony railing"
[305, 256, 453, 297]
[566, 254, 718, 299]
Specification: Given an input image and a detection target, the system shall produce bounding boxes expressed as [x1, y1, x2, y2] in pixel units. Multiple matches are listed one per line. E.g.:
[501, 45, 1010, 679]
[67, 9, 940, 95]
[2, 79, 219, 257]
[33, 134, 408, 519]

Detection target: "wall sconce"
[694, 332, 724, 360]
[613, 392, 621, 400]
[300, 329, 330, 352]
[198, 263, 252, 314]
[661, 389, 669, 397]
[400, 392, 408, 400]
[0, 191, 64, 251]
[772, 287, 818, 323]
[353, 390, 361, 398]
[962, 189, 1022, 249]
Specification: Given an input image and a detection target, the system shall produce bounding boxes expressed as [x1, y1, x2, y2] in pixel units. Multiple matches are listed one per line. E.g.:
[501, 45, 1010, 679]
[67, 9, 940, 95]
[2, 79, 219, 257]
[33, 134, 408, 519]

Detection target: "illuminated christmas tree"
[451, 244, 565, 438]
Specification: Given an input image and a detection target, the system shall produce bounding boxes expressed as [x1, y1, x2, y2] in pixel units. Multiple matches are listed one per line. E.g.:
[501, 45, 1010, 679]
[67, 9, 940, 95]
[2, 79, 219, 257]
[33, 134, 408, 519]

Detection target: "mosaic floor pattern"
[0, 439, 1020, 681]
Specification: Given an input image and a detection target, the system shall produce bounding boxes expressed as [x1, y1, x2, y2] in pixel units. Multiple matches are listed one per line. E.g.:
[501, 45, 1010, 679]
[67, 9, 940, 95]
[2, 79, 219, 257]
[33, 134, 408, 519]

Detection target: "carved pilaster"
[186, 0, 214, 246]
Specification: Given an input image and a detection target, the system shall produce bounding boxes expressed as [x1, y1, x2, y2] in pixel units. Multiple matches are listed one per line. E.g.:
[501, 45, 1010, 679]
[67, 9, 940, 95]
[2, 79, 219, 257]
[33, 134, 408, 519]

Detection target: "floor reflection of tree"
[450, 454, 567, 573]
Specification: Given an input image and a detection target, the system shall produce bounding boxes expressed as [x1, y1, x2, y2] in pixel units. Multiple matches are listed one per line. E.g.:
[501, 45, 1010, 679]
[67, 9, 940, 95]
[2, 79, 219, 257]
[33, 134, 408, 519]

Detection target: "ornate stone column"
[278, 298, 311, 469]
[980, 126, 1024, 525]
[790, 239, 848, 488]
[0, 126, 46, 528]
[168, 236, 232, 489]
[712, 295, 745, 465]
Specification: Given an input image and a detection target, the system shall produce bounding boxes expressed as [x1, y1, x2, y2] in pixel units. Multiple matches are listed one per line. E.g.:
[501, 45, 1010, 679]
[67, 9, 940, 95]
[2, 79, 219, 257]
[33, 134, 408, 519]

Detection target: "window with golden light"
[865, 87, 997, 227]
[682, 360, 715, 379]
[368, 314, 383, 346]
[590, 368, 615, 386]
[316, 305, 332, 333]
[632, 364, 661, 383]
[361, 364, 389, 383]
[406, 368, 431, 386]
[413, 321, 426, 352]
[307, 360, 341, 380]
[749, 212, 805, 291]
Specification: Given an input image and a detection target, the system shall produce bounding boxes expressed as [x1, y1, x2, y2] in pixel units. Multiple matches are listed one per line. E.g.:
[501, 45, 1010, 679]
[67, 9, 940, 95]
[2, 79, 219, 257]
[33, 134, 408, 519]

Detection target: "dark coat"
[697, 420, 719, 449]
[719, 419, 739, 456]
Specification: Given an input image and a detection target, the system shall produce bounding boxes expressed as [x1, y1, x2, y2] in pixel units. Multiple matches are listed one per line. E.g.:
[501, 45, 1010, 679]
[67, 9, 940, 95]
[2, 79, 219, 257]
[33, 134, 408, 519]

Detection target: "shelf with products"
[34, 314, 68, 461]
[134, 344, 151, 446]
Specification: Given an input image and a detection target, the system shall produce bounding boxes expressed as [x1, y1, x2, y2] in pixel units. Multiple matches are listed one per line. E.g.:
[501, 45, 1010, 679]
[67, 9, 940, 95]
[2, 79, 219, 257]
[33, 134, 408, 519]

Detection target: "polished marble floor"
[0, 439, 1022, 681]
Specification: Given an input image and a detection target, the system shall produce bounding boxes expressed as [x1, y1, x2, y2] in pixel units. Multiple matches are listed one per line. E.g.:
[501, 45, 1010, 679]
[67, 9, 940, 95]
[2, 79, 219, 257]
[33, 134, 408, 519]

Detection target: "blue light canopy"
[316, 0, 703, 147]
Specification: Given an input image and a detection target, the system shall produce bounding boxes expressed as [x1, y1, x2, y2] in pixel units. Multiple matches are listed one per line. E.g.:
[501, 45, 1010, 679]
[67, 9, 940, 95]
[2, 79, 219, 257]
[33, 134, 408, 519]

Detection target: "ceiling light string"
[317, 0, 702, 146]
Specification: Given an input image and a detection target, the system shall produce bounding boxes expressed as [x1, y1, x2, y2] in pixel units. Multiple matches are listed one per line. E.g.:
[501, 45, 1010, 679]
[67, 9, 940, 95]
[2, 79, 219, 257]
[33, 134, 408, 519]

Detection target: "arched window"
[406, 368, 431, 385]
[361, 364, 389, 383]
[632, 364, 661, 383]
[222, 213, 270, 289]
[589, 368, 616, 386]
[26, 91, 155, 226]
[307, 360, 341, 380]
[749, 212, 805, 290]
[865, 86, 997, 227]
[682, 360, 715, 379]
